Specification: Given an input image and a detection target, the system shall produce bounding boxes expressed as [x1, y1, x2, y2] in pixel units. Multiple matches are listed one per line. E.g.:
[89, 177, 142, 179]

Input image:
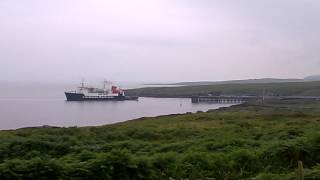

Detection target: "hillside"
[305, 75, 320, 81]
[0, 100, 320, 179]
[147, 78, 305, 86]
[127, 81, 320, 98]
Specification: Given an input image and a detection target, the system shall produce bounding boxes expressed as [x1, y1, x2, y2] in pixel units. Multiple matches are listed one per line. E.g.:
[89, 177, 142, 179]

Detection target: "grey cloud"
[0, 0, 319, 83]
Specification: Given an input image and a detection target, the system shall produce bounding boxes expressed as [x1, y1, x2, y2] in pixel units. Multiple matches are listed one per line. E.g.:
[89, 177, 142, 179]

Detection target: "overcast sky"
[1, 0, 320, 83]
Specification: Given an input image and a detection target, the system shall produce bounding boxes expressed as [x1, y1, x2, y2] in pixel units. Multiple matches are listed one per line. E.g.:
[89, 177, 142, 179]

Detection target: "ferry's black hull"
[65, 92, 138, 101]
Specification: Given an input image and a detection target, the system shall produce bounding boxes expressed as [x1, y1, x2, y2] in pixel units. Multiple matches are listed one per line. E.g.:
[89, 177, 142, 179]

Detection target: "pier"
[191, 95, 320, 104]
[191, 96, 259, 104]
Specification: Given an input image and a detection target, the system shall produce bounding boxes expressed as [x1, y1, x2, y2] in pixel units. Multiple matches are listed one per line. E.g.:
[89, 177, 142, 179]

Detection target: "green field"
[126, 81, 320, 98]
[0, 100, 320, 179]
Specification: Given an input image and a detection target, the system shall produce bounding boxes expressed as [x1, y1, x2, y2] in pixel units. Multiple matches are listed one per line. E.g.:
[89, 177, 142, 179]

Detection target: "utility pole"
[298, 161, 304, 180]
[262, 88, 265, 104]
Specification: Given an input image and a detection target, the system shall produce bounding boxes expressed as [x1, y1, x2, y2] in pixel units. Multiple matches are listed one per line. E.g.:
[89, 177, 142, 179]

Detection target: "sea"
[0, 82, 235, 130]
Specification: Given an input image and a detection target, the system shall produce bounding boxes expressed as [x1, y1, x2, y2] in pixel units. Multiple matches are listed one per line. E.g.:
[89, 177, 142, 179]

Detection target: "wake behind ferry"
[65, 81, 138, 101]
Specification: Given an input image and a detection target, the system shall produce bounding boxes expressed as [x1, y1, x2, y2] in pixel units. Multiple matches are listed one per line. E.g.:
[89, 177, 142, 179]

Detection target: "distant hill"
[148, 78, 305, 86]
[305, 75, 320, 81]
[128, 81, 320, 98]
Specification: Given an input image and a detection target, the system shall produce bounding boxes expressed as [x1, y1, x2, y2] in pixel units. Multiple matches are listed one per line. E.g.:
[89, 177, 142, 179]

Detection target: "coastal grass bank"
[0, 99, 320, 179]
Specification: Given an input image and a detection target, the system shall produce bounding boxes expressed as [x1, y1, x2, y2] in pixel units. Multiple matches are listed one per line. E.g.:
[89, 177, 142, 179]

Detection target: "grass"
[0, 100, 320, 179]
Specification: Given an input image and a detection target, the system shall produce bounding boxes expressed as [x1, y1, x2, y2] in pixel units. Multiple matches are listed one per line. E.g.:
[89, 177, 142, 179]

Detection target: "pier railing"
[191, 95, 320, 104]
[191, 96, 259, 104]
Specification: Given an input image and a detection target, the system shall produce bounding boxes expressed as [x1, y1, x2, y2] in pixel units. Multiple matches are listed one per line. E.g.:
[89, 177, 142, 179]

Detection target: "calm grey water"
[0, 82, 234, 130]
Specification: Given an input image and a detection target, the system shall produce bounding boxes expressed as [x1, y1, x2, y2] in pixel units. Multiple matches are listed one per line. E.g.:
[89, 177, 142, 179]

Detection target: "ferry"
[65, 80, 138, 101]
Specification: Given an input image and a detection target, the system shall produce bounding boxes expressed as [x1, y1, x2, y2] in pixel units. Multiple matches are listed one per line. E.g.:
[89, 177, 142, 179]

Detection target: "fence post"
[298, 161, 304, 180]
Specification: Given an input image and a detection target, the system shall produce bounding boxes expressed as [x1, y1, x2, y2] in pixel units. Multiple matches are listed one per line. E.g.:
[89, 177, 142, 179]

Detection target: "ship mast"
[103, 80, 113, 91]
[79, 79, 85, 92]
[81, 79, 85, 89]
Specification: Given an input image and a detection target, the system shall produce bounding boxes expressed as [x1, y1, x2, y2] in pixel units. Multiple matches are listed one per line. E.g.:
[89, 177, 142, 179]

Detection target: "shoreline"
[1, 99, 320, 179]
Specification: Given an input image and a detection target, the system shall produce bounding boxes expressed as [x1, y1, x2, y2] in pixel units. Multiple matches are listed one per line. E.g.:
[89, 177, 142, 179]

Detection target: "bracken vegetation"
[0, 100, 320, 179]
